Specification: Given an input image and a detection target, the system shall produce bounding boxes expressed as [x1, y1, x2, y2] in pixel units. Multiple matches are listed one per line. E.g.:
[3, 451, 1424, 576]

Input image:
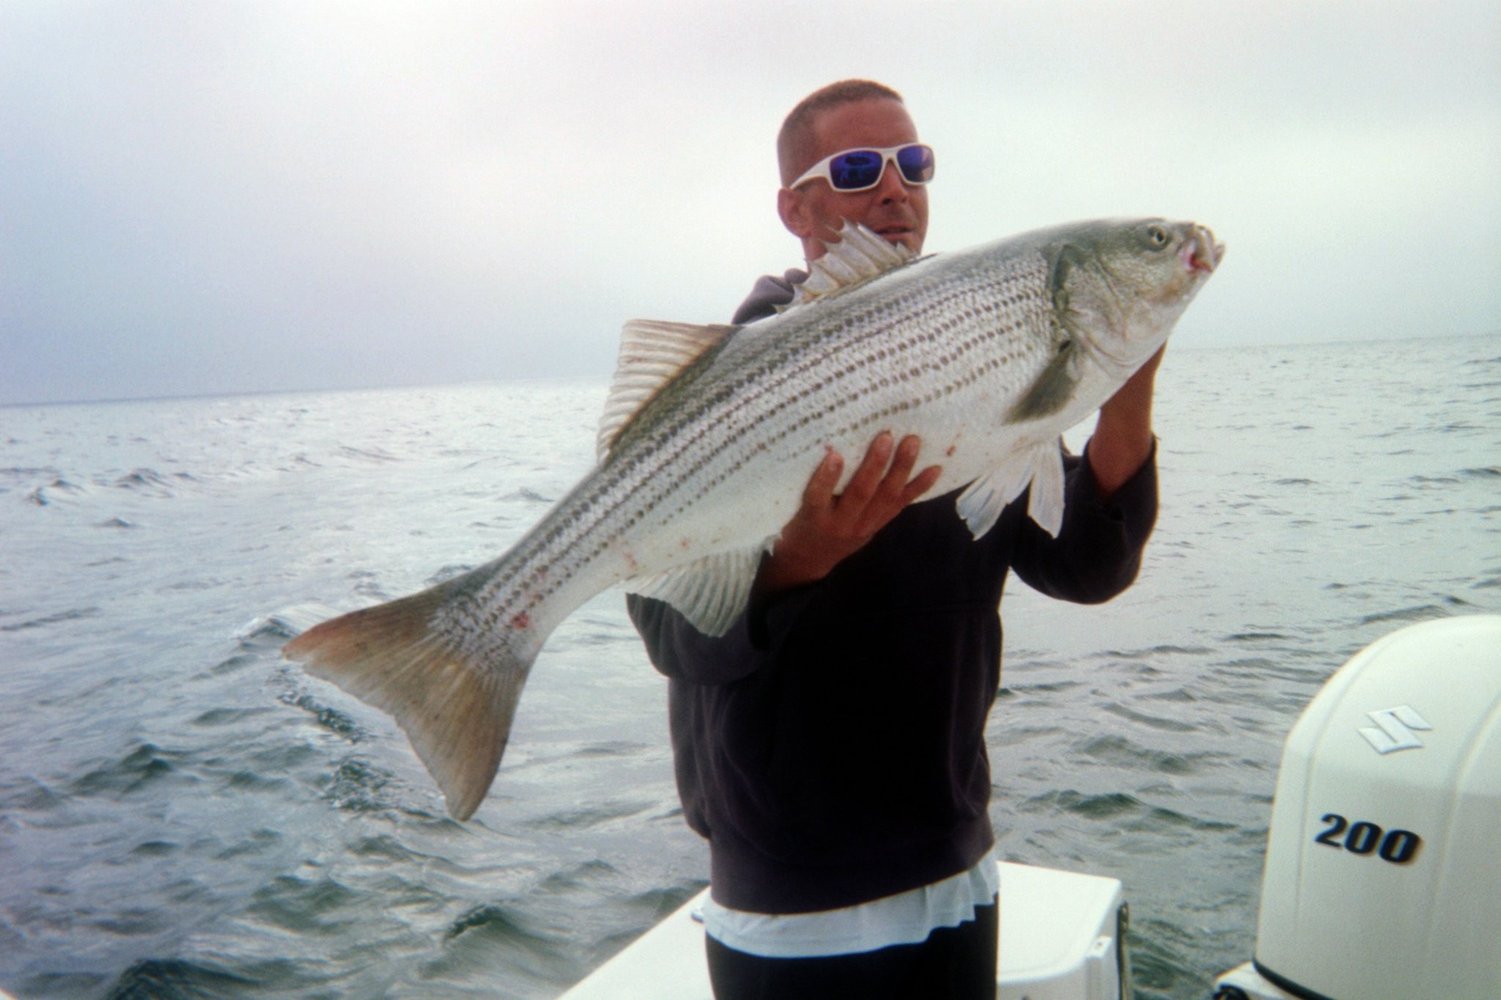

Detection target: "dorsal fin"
[597, 320, 736, 461]
[780, 220, 915, 312]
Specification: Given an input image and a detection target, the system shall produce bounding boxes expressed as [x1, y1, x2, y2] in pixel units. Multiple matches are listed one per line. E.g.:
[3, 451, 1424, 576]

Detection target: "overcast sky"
[3, 1, 1498, 405]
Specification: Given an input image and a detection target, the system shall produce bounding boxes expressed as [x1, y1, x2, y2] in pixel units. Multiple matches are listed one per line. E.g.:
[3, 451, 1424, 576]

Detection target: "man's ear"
[777, 187, 812, 239]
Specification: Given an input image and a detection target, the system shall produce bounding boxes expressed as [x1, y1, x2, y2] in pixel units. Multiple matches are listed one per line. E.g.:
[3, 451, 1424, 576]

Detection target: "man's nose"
[874, 160, 910, 202]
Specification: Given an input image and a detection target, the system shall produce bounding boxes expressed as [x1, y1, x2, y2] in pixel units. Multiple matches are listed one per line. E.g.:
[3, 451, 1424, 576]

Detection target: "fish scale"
[631, 257, 1043, 504]
[284, 217, 1222, 819]
[459, 251, 1052, 652]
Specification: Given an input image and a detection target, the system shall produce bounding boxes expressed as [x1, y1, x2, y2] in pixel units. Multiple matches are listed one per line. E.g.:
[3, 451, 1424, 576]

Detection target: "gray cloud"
[3, 0, 1497, 404]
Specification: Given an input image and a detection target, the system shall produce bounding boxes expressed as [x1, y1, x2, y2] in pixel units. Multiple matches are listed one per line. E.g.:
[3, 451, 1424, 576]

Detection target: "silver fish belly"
[284, 218, 1223, 818]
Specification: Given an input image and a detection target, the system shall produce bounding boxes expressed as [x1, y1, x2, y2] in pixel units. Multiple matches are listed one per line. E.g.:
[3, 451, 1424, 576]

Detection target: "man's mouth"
[872, 224, 917, 247]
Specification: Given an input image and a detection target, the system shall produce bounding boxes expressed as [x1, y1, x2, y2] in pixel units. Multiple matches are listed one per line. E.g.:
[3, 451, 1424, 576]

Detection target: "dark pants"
[705, 898, 998, 1000]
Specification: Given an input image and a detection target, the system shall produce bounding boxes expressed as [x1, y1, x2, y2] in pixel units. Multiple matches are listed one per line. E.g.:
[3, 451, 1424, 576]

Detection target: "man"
[628, 79, 1160, 1000]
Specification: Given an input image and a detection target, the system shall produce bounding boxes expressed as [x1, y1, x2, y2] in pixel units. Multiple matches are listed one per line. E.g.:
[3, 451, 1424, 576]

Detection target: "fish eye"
[1146, 224, 1169, 248]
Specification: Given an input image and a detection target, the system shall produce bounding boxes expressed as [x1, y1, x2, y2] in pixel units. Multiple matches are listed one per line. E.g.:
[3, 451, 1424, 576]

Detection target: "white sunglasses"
[789, 143, 936, 193]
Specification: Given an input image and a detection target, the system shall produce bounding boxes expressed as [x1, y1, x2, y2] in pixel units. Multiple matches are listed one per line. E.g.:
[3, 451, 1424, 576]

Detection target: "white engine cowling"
[1222, 614, 1501, 1000]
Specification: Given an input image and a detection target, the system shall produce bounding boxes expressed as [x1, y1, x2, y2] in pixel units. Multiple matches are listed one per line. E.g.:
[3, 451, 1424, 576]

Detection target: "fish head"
[1050, 218, 1224, 372]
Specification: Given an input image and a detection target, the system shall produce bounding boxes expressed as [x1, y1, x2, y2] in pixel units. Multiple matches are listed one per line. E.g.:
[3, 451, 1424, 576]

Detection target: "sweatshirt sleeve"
[1008, 439, 1159, 604]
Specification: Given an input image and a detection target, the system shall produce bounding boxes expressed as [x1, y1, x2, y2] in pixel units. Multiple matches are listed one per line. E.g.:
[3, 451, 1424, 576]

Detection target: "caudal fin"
[283, 579, 530, 821]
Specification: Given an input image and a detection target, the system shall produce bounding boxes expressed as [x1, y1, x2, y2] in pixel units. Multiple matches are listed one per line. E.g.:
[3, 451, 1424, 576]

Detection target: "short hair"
[777, 79, 906, 186]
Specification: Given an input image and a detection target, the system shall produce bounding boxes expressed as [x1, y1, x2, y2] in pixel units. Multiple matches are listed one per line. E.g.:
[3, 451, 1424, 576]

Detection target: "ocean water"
[1, 335, 1497, 999]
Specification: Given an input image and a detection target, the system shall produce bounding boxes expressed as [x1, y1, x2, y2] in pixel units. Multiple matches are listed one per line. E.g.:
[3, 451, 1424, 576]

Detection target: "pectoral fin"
[1006, 337, 1080, 424]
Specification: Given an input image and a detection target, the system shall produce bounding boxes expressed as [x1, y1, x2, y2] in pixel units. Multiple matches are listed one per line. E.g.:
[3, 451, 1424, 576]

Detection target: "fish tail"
[283, 578, 529, 821]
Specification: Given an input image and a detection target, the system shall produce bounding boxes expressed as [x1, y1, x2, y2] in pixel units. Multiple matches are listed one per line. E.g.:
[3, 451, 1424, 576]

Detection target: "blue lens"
[829, 150, 885, 190]
[897, 144, 935, 184]
[825, 146, 934, 191]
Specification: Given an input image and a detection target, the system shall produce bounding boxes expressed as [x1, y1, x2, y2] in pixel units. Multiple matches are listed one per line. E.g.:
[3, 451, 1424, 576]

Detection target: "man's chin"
[875, 228, 922, 253]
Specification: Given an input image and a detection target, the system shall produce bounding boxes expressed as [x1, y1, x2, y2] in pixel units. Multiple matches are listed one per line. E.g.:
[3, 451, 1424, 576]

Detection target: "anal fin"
[624, 544, 768, 636]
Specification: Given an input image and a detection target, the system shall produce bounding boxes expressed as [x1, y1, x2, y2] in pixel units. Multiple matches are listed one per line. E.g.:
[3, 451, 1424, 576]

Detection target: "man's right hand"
[755, 432, 942, 596]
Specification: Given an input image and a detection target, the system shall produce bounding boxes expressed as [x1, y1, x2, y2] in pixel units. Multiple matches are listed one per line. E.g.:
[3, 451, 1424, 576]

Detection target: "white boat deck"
[561, 862, 1126, 1000]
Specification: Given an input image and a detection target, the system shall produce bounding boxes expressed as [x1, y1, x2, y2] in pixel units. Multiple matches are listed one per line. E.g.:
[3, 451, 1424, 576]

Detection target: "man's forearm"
[1086, 347, 1162, 499]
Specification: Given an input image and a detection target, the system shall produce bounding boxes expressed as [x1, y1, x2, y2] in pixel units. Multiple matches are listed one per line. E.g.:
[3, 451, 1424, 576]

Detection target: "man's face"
[778, 98, 929, 261]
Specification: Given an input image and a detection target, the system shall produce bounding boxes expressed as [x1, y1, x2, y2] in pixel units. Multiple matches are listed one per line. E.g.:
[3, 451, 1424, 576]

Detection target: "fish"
[283, 217, 1224, 819]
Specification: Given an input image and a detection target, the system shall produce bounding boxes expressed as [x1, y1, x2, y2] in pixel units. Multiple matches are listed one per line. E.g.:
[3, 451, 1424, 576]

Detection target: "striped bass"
[284, 217, 1223, 819]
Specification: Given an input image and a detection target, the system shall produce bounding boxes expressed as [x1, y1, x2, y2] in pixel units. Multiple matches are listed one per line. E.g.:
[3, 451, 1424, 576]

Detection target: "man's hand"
[1087, 345, 1164, 499]
[757, 432, 942, 596]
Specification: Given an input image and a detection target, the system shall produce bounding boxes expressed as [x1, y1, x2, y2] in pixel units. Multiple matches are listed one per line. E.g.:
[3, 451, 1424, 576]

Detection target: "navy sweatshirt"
[626, 273, 1158, 915]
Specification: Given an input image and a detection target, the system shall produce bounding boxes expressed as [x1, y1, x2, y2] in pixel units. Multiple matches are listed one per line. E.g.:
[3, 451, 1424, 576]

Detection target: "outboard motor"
[1214, 614, 1501, 1000]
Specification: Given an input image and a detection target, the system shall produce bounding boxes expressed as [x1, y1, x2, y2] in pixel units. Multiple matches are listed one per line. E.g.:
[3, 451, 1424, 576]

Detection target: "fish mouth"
[1181, 225, 1225, 273]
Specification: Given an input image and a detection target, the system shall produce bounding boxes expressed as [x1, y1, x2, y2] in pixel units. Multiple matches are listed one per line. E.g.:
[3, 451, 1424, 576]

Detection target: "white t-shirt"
[701, 846, 1000, 958]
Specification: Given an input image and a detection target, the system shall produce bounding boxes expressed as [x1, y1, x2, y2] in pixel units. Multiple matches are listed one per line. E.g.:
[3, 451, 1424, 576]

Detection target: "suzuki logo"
[1359, 706, 1432, 754]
